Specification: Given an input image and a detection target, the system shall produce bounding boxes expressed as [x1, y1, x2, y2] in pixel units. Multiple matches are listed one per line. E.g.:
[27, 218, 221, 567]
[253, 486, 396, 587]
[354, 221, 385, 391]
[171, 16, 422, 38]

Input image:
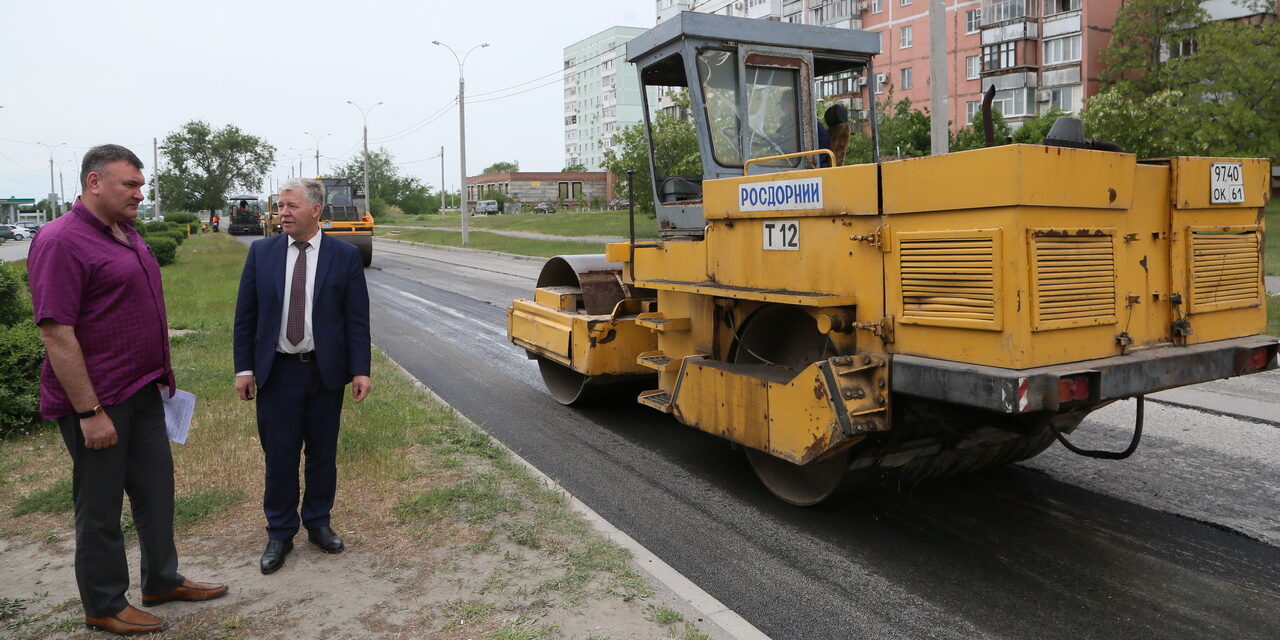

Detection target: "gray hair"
[279, 178, 325, 207]
[80, 144, 143, 188]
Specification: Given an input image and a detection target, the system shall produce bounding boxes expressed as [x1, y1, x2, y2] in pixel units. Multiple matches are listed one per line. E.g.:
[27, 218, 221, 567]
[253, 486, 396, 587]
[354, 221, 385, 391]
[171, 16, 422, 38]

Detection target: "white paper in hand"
[160, 388, 196, 444]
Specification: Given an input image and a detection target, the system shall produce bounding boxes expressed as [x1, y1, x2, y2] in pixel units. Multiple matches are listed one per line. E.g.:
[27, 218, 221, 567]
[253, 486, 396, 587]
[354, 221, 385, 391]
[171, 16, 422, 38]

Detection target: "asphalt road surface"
[238, 235, 1280, 640]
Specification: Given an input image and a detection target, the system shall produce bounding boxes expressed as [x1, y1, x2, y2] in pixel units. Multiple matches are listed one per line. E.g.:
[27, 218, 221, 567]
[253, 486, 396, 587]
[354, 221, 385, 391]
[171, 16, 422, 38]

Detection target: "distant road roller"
[507, 13, 1276, 505]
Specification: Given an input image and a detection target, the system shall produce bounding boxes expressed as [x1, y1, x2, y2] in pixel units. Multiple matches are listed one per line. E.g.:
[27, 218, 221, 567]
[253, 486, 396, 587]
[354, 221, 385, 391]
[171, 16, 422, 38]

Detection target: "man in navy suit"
[233, 177, 372, 574]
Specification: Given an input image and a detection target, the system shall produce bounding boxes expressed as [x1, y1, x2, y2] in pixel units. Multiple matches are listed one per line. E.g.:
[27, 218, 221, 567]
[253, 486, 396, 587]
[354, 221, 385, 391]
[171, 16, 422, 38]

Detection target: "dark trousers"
[256, 356, 344, 540]
[57, 385, 184, 617]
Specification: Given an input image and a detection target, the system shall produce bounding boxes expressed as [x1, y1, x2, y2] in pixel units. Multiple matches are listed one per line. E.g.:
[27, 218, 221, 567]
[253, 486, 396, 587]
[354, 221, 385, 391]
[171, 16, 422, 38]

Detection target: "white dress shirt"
[277, 230, 322, 353]
[235, 230, 322, 378]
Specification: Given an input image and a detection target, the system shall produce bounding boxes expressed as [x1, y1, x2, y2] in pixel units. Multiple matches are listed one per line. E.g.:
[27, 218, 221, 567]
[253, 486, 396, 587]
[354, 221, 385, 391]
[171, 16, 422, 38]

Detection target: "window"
[901, 0, 911, 5]
[784, 12, 802, 23]
[698, 49, 742, 166]
[900, 26, 913, 48]
[811, 0, 853, 24]
[983, 0, 1030, 25]
[571, 182, 584, 200]
[982, 41, 1016, 72]
[991, 88, 1032, 117]
[558, 182, 569, 200]
[745, 64, 802, 167]
[874, 73, 886, 94]
[1044, 0, 1081, 16]
[966, 100, 982, 122]
[1167, 37, 1197, 59]
[1043, 34, 1081, 65]
[966, 55, 981, 79]
[871, 0, 882, 12]
[1048, 87, 1073, 112]
[965, 9, 982, 34]
[900, 67, 913, 90]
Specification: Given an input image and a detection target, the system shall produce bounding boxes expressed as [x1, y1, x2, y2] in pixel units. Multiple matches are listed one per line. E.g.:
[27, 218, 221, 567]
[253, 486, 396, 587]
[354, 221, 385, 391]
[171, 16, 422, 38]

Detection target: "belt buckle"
[299, 352, 313, 363]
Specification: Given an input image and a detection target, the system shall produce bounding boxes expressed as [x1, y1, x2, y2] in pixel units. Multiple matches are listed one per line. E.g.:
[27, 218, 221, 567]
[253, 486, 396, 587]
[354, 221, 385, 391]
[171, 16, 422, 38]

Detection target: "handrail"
[743, 149, 836, 176]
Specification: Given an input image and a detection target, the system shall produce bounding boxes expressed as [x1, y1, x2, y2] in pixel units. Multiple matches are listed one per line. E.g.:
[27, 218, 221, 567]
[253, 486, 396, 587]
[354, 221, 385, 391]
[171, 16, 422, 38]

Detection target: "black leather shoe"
[260, 539, 293, 574]
[306, 525, 345, 554]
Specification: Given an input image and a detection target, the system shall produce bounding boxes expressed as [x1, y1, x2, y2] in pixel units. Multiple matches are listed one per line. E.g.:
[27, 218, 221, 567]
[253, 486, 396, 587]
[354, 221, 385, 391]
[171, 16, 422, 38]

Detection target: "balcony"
[981, 0, 1040, 27]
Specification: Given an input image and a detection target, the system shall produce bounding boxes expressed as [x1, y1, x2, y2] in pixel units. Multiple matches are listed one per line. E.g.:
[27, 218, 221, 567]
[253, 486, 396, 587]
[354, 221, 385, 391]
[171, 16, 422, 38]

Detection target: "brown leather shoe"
[84, 604, 167, 635]
[141, 578, 229, 606]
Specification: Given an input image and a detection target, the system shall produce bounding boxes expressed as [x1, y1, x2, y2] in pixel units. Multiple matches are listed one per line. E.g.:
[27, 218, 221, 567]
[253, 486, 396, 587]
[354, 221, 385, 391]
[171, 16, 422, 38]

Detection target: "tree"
[601, 111, 699, 215]
[844, 93, 933, 163]
[333, 148, 435, 216]
[155, 121, 275, 213]
[949, 108, 1013, 152]
[1086, 0, 1279, 161]
[482, 161, 519, 174]
[1099, 0, 1209, 95]
[562, 163, 588, 172]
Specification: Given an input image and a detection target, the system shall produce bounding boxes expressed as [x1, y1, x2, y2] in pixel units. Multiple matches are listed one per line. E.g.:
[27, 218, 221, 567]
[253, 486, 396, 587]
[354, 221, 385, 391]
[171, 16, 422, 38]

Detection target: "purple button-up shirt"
[27, 199, 175, 419]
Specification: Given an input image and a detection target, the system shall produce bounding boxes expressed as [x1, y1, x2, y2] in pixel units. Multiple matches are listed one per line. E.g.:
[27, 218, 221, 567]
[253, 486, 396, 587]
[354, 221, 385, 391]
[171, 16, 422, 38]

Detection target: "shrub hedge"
[0, 262, 44, 437]
[144, 236, 177, 266]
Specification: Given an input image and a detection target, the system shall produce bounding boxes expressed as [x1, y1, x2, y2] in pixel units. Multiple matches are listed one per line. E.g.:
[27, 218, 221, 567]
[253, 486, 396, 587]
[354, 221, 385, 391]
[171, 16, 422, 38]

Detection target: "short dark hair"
[80, 144, 144, 188]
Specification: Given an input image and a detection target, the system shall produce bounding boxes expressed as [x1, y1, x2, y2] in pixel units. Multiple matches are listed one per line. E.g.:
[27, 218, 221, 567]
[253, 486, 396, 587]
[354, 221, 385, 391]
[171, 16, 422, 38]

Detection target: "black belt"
[276, 351, 315, 362]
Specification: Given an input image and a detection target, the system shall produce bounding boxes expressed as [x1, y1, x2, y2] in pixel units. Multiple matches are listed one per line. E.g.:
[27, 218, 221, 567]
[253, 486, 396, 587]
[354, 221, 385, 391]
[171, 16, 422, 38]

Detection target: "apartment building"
[657, 0, 1129, 130]
[564, 26, 648, 171]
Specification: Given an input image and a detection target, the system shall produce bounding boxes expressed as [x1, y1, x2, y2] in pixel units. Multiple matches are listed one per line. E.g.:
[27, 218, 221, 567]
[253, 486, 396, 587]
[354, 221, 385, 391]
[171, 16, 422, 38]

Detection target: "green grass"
[378, 228, 606, 257]
[1269, 295, 1279, 336]
[385, 210, 660, 239]
[1265, 199, 1279, 276]
[12, 476, 72, 516]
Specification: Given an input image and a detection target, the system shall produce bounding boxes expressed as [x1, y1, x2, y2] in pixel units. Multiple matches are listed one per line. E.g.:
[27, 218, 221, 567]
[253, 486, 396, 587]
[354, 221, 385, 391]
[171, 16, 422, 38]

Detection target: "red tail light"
[1058, 375, 1091, 404]
[1244, 347, 1274, 372]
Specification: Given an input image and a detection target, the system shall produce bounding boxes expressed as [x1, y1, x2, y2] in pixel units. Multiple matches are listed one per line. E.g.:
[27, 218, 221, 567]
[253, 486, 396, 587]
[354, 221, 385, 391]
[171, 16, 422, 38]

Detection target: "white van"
[475, 200, 500, 214]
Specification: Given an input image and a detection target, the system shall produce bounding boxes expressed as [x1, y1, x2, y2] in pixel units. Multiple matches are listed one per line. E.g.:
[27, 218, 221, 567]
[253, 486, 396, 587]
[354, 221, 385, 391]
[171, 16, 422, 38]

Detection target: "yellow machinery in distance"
[506, 13, 1276, 504]
[318, 177, 374, 267]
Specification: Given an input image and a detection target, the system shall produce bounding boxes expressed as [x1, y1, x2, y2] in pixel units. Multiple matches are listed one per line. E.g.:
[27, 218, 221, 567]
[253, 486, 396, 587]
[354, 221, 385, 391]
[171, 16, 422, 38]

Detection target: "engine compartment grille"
[899, 234, 998, 328]
[1189, 229, 1261, 313]
[1031, 232, 1117, 330]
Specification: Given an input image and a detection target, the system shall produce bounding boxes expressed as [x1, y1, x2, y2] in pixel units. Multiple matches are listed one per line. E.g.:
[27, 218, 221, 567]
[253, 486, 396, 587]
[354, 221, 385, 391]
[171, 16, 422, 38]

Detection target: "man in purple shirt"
[28, 144, 227, 636]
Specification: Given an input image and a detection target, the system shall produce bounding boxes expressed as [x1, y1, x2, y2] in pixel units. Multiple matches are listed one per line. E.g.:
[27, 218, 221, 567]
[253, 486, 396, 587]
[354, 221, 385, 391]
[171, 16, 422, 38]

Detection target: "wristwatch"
[75, 404, 104, 419]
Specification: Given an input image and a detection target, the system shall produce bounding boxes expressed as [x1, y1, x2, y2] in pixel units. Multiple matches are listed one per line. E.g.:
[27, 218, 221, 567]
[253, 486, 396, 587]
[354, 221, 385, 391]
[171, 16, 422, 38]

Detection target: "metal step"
[637, 389, 673, 413]
[636, 313, 691, 332]
[637, 350, 681, 372]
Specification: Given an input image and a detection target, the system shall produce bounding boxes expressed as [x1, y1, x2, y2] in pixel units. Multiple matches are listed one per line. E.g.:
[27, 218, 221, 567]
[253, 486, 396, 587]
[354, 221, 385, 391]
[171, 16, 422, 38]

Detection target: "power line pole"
[435, 40, 488, 245]
[153, 137, 162, 217]
[929, 0, 949, 155]
[347, 101, 383, 217]
[440, 145, 446, 217]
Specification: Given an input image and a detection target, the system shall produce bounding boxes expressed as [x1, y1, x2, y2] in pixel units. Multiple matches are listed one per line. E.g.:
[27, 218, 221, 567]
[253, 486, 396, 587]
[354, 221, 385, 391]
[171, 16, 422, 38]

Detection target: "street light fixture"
[433, 39, 489, 245]
[346, 100, 384, 217]
[303, 131, 332, 176]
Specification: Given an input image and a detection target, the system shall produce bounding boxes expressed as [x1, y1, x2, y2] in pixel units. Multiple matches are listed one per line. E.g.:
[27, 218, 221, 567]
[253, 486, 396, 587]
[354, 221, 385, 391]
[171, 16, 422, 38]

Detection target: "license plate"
[1210, 162, 1244, 204]
[763, 220, 799, 251]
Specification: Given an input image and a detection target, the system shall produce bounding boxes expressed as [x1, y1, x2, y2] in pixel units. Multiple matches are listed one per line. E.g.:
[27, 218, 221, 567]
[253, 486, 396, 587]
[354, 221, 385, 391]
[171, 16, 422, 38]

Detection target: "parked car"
[474, 199, 500, 215]
[533, 202, 556, 214]
[607, 198, 631, 210]
[0, 224, 29, 240]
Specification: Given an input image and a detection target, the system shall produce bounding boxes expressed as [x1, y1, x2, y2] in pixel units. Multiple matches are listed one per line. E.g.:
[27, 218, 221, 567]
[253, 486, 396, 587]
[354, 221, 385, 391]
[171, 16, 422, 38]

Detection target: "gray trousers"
[57, 385, 184, 617]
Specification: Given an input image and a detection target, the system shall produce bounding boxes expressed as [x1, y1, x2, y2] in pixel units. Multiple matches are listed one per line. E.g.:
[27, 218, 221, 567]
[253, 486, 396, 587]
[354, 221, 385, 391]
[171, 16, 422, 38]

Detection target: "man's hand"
[81, 413, 118, 449]
[235, 375, 256, 401]
[351, 375, 372, 403]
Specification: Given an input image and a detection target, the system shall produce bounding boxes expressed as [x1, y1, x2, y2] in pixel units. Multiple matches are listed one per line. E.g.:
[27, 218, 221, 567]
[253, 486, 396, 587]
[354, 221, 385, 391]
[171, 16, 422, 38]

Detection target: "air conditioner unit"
[854, 77, 867, 89]
[856, 1, 869, 11]
[1037, 90, 1053, 102]
[734, 1, 745, 10]
[855, 110, 870, 120]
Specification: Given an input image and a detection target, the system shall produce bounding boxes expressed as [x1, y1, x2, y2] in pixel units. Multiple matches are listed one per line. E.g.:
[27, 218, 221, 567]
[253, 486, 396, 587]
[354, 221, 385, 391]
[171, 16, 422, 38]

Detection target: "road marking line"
[382, 354, 772, 640]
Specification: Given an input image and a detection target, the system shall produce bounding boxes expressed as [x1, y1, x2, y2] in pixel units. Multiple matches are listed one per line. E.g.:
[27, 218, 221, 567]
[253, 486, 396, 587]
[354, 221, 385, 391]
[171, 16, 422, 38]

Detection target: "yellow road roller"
[507, 13, 1276, 505]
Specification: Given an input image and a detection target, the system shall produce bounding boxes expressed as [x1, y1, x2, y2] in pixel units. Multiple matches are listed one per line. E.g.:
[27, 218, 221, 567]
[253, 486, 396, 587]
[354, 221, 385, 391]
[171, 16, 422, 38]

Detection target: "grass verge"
[378, 228, 606, 257]
[1265, 199, 1279, 276]
[383, 210, 660, 239]
[0, 233, 701, 640]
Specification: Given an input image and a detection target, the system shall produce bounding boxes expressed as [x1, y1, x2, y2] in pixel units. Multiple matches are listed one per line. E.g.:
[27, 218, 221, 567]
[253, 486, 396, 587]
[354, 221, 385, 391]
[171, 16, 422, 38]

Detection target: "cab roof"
[626, 11, 881, 69]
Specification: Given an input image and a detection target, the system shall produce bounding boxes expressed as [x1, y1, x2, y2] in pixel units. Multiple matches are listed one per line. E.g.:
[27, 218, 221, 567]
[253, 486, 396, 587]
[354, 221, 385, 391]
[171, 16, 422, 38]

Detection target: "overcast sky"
[0, 0, 654, 202]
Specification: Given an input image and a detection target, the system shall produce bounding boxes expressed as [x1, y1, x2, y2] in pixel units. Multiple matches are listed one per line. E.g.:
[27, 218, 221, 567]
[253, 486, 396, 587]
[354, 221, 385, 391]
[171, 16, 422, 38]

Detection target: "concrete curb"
[381, 354, 772, 640]
[1147, 387, 1280, 426]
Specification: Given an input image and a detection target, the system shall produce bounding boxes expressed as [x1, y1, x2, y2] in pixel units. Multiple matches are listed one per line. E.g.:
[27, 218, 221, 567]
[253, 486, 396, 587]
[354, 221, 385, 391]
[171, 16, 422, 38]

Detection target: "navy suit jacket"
[233, 232, 371, 390]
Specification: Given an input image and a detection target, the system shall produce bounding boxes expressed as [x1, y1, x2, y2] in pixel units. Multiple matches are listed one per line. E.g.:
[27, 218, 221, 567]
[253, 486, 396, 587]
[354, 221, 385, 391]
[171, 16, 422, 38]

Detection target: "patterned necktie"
[286, 241, 308, 346]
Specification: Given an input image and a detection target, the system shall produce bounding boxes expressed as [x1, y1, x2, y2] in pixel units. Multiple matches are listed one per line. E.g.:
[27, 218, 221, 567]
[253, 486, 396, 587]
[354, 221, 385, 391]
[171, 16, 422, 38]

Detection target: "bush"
[163, 212, 198, 225]
[159, 229, 187, 245]
[0, 321, 44, 437]
[144, 236, 177, 266]
[0, 262, 29, 327]
[141, 220, 174, 234]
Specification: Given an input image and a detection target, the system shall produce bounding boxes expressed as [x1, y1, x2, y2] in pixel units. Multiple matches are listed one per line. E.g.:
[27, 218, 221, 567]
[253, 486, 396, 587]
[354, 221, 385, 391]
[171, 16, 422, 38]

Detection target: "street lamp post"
[433, 40, 489, 245]
[36, 141, 66, 217]
[346, 100, 384, 217]
[303, 131, 331, 176]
